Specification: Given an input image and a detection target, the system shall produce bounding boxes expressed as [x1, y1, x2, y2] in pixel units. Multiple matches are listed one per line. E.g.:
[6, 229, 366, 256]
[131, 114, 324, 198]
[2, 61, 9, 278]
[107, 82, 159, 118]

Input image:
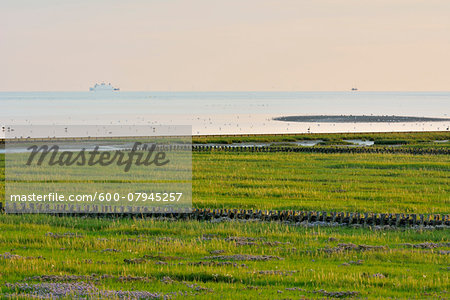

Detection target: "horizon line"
[1, 90, 450, 93]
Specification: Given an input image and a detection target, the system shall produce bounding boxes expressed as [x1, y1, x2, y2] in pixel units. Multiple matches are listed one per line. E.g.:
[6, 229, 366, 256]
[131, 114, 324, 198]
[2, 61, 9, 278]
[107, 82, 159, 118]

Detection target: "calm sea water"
[1, 91, 449, 135]
[1, 91, 449, 117]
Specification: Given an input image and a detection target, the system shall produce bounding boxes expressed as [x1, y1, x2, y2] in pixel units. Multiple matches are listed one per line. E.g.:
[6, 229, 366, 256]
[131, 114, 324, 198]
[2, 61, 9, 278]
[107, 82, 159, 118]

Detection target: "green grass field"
[0, 132, 449, 299]
[0, 215, 449, 299]
[1, 151, 449, 213]
[193, 152, 449, 213]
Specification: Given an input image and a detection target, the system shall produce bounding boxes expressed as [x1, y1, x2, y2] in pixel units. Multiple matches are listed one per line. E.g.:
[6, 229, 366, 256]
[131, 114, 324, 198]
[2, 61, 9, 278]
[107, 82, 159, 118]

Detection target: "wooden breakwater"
[2, 138, 448, 155]
[1, 203, 448, 227]
[192, 145, 450, 155]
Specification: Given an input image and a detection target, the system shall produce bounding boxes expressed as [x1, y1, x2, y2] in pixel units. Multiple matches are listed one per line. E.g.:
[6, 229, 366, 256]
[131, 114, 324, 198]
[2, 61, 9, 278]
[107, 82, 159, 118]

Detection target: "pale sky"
[1, 0, 449, 91]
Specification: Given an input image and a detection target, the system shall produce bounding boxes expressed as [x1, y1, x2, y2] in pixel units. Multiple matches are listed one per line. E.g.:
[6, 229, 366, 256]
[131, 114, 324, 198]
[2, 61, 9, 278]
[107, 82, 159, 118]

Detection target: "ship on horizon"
[89, 82, 120, 91]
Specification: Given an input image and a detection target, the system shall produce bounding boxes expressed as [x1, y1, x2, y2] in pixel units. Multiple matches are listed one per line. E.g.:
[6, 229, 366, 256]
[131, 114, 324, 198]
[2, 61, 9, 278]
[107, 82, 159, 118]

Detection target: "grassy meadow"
[1, 151, 449, 213]
[193, 152, 449, 213]
[0, 215, 449, 299]
[0, 132, 449, 299]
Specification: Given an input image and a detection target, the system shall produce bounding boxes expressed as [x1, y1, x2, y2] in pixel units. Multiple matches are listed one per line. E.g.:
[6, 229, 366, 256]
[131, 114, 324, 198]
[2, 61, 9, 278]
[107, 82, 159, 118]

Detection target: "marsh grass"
[0, 215, 448, 299]
[193, 152, 449, 213]
[0, 148, 449, 213]
[192, 131, 450, 146]
[0, 132, 449, 298]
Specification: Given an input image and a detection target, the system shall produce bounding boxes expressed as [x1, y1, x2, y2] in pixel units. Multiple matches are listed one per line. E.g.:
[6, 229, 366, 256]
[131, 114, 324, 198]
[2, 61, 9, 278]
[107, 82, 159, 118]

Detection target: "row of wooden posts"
[192, 145, 449, 155]
[2, 142, 448, 155]
[1, 203, 448, 227]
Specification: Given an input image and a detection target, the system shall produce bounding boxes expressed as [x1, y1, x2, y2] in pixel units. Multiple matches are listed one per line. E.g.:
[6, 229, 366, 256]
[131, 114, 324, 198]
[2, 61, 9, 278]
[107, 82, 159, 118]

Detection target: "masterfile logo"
[4, 125, 192, 214]
[26, 142, 170, 172]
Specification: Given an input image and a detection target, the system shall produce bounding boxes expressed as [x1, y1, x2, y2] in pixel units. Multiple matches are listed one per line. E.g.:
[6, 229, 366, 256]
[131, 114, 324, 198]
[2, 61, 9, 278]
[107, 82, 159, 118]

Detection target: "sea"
[1, 91, 449, 136]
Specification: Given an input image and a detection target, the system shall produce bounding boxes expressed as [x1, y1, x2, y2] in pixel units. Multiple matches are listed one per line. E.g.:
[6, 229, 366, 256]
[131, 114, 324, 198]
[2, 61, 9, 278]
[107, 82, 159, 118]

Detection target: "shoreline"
[1, 113, 450, 137]
[1, 130, 449, 144]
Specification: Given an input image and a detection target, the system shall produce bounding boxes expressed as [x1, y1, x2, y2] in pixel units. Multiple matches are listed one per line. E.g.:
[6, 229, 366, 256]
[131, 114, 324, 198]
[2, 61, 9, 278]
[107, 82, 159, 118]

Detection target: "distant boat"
[89, 82, 120, 91]
[351, 88, 358, 91]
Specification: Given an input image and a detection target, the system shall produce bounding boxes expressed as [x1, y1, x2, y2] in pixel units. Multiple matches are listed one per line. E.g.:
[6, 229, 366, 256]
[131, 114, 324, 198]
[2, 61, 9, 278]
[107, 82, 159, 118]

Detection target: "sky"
[1, 0, 449, 91]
